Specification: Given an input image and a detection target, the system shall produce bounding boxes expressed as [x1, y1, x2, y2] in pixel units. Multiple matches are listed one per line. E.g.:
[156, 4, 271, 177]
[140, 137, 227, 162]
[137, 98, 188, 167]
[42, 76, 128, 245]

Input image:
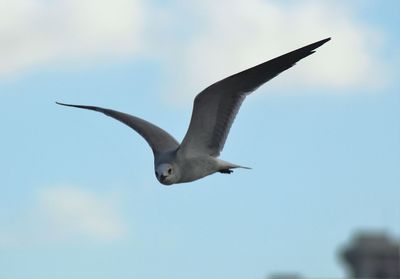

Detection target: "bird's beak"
[159, 174, 167, 182]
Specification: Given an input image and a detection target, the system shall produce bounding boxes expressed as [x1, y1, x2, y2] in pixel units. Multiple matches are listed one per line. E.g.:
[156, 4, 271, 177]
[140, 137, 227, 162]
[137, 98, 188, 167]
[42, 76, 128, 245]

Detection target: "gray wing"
[179, 38, 331, 157]
[56, 102, 179, 156]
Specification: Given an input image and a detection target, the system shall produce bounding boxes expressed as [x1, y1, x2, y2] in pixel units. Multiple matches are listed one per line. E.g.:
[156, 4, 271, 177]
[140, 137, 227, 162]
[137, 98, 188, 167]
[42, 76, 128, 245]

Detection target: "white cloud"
[0, 186, 126, 247]
[0, 231, 21, 248]
[0, 0, 144, 77]
[157, 0, 387, 104]
[37, 186, 126, 241]
[0, 0, 388, 100]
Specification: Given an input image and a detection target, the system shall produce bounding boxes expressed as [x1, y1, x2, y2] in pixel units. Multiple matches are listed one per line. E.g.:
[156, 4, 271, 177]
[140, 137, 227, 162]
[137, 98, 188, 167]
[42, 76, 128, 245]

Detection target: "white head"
[155, 163, 178, 185]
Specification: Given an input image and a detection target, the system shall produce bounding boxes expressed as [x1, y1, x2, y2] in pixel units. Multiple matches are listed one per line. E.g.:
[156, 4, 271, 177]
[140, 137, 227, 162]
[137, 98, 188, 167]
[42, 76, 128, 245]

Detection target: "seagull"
[57, 37, 330, 185]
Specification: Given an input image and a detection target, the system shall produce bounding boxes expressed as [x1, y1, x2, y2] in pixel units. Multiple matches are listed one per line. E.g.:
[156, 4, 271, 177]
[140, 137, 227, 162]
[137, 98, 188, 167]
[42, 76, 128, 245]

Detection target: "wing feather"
[56, 102, 179, 156]
[179, 38, 331, 156]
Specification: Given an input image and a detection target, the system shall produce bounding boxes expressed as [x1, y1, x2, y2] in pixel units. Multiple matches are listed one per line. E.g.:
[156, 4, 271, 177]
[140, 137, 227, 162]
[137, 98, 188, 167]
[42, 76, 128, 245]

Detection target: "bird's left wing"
[179, 38, 331, 157]
[56, 102, 179, 156]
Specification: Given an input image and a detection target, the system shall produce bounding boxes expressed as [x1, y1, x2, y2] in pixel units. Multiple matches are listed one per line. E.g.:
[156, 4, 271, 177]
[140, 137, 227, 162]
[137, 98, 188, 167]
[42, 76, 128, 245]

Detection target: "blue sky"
[0, 0, 399, 278]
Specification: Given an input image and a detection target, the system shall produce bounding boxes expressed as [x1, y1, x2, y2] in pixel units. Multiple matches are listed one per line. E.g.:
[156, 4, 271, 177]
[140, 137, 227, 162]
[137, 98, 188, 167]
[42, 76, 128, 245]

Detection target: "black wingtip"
[55, 101, 71, 107]
[319, 37, 331, 47]
[286, 37, 330, 62]
[309, 37, 331, 50]
[55, 101, 87, 109]
[54, 102, 106, 113]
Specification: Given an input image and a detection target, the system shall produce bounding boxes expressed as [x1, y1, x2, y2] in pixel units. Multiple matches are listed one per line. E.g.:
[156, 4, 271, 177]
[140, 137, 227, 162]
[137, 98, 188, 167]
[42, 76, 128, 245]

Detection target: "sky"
[0, 0, 399, 278]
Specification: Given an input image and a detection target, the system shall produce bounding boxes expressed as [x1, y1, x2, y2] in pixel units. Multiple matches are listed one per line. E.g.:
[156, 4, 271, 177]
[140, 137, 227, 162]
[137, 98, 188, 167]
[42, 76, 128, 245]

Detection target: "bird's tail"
[217, 159, 252, 171]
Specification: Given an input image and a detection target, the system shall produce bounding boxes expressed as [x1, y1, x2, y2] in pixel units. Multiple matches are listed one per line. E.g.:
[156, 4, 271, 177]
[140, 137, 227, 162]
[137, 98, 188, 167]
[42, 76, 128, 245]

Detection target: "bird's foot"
[219, 169, 233, 174]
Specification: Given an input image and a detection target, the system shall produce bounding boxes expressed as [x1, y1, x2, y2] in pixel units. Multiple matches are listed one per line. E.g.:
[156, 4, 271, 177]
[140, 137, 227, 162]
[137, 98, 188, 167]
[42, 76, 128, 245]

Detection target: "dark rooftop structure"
[341, 232, 400, 279]
[269, 231, 400, 279]
[269, 274, 303, 279]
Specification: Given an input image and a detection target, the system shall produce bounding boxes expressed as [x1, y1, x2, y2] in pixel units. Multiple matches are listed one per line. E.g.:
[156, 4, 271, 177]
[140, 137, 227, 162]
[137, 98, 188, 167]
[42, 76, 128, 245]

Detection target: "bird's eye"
[168, 168, 172, 174]
[155, 172, 158, 177]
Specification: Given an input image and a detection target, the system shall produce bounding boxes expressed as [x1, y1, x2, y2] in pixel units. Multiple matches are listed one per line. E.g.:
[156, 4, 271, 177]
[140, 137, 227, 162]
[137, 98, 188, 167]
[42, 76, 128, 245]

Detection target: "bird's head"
[155, 163, 178, 185]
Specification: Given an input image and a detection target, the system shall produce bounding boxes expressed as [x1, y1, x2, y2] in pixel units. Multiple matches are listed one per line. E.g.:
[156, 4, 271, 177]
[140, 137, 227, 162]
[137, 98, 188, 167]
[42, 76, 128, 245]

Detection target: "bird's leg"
[219, 169, 233, 174]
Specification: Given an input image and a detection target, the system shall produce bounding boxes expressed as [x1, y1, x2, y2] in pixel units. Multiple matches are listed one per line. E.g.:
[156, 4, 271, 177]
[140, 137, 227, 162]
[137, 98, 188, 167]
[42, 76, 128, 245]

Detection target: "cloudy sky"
[0, 0, 399, 278]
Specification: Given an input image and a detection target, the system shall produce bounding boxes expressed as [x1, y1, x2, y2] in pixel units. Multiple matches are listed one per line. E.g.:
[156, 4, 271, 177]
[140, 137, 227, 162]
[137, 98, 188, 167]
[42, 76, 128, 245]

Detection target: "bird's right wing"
[179, 38, 331, 157]
[56, 102, 179, 156]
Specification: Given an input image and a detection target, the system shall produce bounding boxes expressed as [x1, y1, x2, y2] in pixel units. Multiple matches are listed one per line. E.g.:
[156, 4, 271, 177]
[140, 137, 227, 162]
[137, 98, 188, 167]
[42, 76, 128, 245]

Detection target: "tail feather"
[217, 159, 251, 172]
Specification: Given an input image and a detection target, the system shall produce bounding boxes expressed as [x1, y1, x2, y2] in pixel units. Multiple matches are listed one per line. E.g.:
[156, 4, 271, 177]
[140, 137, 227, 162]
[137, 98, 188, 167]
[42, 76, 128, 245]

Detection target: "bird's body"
[152, 145, 246, 185]
[160, 152, 217, 185]
[57, 38, 330, 185]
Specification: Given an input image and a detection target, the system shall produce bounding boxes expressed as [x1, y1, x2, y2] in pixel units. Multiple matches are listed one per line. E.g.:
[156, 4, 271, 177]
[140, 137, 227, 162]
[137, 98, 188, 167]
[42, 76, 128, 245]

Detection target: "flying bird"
[57, 38, 330, 185]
